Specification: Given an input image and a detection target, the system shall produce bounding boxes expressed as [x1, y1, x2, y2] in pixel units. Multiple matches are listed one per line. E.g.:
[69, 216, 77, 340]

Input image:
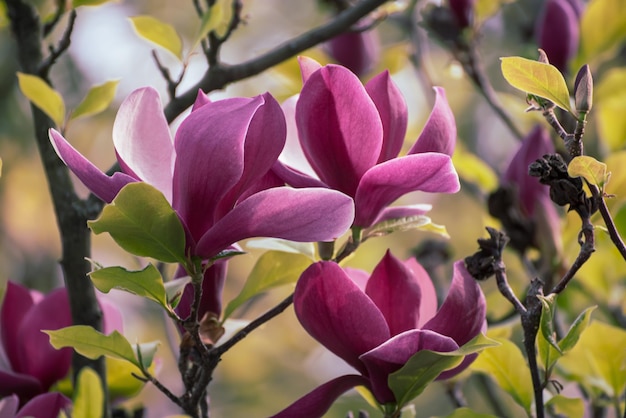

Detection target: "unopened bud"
[325, 27, 380, 77]
[574, 64, 593, 113]
[449, 0, 476, 29]
[535, 0, 580, 73]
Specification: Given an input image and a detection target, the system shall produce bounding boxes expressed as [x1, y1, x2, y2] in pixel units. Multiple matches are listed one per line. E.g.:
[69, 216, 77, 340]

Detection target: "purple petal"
[279, 95, 318, 179]
[1, 282, 33, 373]
[409, 87, 457, 156]
[296, 65, 383, 196]
[343, 267, 370, 292]
[294, 261, 390, 374]
[369, 204, 432, 225]
[536, 0, 579, 73]
[176, 260, 228, 321]
[172, 96, 264, 242]
[0, 394, 18, 417]
[354, 153, 460, 227]
[404, 258, 438, 327]
[325, 28, 380, 77]
[18, 289, 72, 391]
[269, 375, 370, 418]
[298, 56, 323, 84]
[113, 87, 175, 202]
[360, 329, 459, 403]
[195, 188, 354, 258]
[0, 369, 42, 401]
[49, 129, 136, 203]
[449, 0, 476, 28]
[365, 71, 407, 163]
[423, 261, 486, 348]
[365, 251, 425, 336]
[192, 89, 211, 111]
[272, 160, 329, 189]
[16, 392, 72, 418]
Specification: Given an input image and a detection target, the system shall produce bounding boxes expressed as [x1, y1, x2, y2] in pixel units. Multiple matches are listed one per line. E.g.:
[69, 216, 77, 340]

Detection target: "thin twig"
[39, 9, 77, 77]
[42, 0, 66, 36]
[549, 217, 595, 295]
[134, 369, 183, 409]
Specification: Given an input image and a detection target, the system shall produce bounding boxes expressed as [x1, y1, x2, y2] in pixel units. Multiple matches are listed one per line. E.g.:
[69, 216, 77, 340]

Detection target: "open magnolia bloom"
[272, 251, 486, 417]
[49, 87, 354, 260]
[274, 58, 460, 229]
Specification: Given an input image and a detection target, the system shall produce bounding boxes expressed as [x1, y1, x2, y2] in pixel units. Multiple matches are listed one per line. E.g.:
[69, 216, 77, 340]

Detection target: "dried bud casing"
[574, 64, 593, 113]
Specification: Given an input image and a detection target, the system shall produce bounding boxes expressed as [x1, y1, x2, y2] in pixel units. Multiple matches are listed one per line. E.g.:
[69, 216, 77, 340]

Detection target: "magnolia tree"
[1, 0, 626, 417]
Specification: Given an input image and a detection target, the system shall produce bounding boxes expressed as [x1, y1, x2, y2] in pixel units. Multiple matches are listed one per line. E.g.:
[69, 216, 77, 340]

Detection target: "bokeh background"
[1, 0, 626, 416]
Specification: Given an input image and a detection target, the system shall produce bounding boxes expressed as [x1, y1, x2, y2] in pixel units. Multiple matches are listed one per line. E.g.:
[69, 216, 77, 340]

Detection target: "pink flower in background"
[536, 0, 583, 72]
[0, 281, 122, 404]
[50, 87, 354, 259]
[449, 0, 477, 29]
[0, 393, 71, 418]
[275, 58, 460, 229]
[272, 251, 486, 417]
[325, 27, 381, 77]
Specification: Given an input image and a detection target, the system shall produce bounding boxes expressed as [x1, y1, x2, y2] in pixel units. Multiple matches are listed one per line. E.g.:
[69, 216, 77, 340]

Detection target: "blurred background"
[1, 0, 626, 416]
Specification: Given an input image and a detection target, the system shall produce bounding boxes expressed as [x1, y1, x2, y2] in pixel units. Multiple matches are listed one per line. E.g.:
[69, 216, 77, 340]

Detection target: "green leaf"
[16, 72, 66, 127]
[223, 251, 311, 320]
[129, 16, 183, 60]
[545, 395, 586, 418]
[106, 357, 146, 399]
[576, 0, 626, 67]
[471, 338, 534, 414]
[537, 328, 562, 373]
[45, 326, 141, 368]
[89, 264, 171, 313]
[73, 0, 116, 6]
[71, 80, 119, 120]
[500, 57, 571, 112]
[89, 182, 187, 264]
[567, 156, 610, 189]
[558, 305, 596, 353]
[73, 368, 104, 418]
[0, 2, 8, 29]
[434, 407, 498, 418]
[452, 146, 498, 192]
[596, 68, 626, 150]
[363, 214, 448, 240]
[389, 334, 499, 408]
[538, 294, 562, 354]
[164, 275, 191, 309]
[194, 0, 228, 42]
[245, 238, 316, 260]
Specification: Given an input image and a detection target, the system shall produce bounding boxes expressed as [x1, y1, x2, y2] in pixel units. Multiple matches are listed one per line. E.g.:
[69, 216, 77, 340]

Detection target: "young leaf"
[136, 341, 159, 370]
[129, 16, 183, 60]
[89, 182, 187, 264]
[567, 156, 610, 189]
[500, 57, 571, 112]
[471, 338, 533, 414]
[73, 368, 104, 418]
[44, 326, 141, 368]
[71, 80, 119, 120]
[164, 276, 191, 309]
[452, 146, 498, 192]
[245, 238, 316, 260]
[538, 294, 562, 354]
[89, 264, 171, 313]
[558, 305, 596, 353]
[16, 72, 66, 127]
[106, 357, 146, 399]
[545, 394, 585, 418]
[222, 251, 311, 320]
[363, 215, 448, 240]
[537, 329, 562, 373]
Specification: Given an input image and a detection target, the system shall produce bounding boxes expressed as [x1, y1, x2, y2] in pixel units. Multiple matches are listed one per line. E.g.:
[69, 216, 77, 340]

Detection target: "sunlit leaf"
[596, 69, 626, 150]
[73, 368, 103, 418]
[452, 146, 498, 192]
[471, 338, 533, 414]
[389, 334, 499, 408]
[545, 395, 585, 418]
[89, 264, 171, 313]
[538, 294, 561, 354]
[434, 407, 498, 418]
[475, 0, 515, 24]
[71, 80, 119, 120]
[45, 326, 140, 368]
[223, 251, 311, 320]
[558, 305, 596, 353]
[500, 57, 571, 112]
[363, 215, 448, 240]
[106, 357, 146, 399]
[576, 0, 626, 67]
[245, 238, 316, 260]
[89, 183, 187, 264]
[567, 155, 610, 189]
[16, 72, 66, 127]
[195, 0, 229, 41]
[129, 16, 183, 60]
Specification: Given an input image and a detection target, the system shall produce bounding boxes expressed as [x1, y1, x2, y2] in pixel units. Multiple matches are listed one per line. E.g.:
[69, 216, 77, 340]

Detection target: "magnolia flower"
[449, 0, 477, 29]
[0, 281, 122, 404]
[50, 88, 354, 260]
[536, 0, 583, 73]
[325, 27, 381, 77]
[0, 393, 71, 418]
[272, 251, 486, 417]
[275, 58, 459, 229]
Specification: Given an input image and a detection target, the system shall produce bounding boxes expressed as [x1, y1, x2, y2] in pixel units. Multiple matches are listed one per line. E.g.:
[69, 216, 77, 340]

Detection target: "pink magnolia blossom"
[536, 0, 583, 73]
[275, 58, 460, 229]
[272, 251, 486, 417]
[325, 27, 380, 77]
[0, 393, 71, 418]
[0, 281, 122, 404]
[50, 88, 355, 260]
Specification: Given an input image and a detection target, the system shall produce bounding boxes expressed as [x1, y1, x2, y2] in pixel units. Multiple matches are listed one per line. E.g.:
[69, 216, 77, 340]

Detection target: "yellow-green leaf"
[71, 80, 119, 120]
[575, 0, 626, 67]
[434, 407, 498, 418]
[452, 146, 498, 192]
[73, 0, 115, 6]
[196, 0, 227, 41]
[545, 395, 585, 418]
[567, 155, 610, 189]
[16, 72, 66, 127]
[500, 57, 571, 112]
[73, 368, 104, 418]
[0, 2, 8, 28]
[596, 68, 626, 150]
[129, 16, 183, 60]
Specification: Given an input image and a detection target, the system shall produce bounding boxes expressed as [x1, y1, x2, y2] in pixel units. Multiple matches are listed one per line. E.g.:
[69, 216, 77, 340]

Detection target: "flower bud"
[574, 64, 593, 113]
[325, 27, 380, 77]
[449, 0, 476, 29]
[535, 0, 581, 73]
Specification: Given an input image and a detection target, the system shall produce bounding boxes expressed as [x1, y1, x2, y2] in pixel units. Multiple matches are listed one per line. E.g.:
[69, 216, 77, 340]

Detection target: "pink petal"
[269, 375, 370, 418]
[49, 129, 136, 203]
[195, 188, 354, 258]
[298, 56, 323, 84]
[343, 267, 370, 292]
[272, 160, 329, 189]
[172, 96, 264, 242]
[0, 370, 42, 401]
[294, 261, 390, 374]
[100, 296, 124, 335]
[113, 87, 175, 202]
[16, 392, 72, 418]
[365, 71, 407, 163]
[176, 260, 228, 321]
[354, 153, 460, 227]
[325, 28, 380, 77]
[0, 394, 18, 417]
[404, 258, 438, 327]
[18, 289, 72, 391]
[365, 251, 424, 335]
[360, 329, 459, 403]
[1, 282, 34, 373]
[423, 261, 486, 348]
[192, 89, 211, 111]
[296, 65, 383, 196]
[409, 87, 457, 156]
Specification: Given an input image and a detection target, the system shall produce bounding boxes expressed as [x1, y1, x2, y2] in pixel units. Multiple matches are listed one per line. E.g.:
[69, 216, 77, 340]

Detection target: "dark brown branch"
[40, 10, 77, 77]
